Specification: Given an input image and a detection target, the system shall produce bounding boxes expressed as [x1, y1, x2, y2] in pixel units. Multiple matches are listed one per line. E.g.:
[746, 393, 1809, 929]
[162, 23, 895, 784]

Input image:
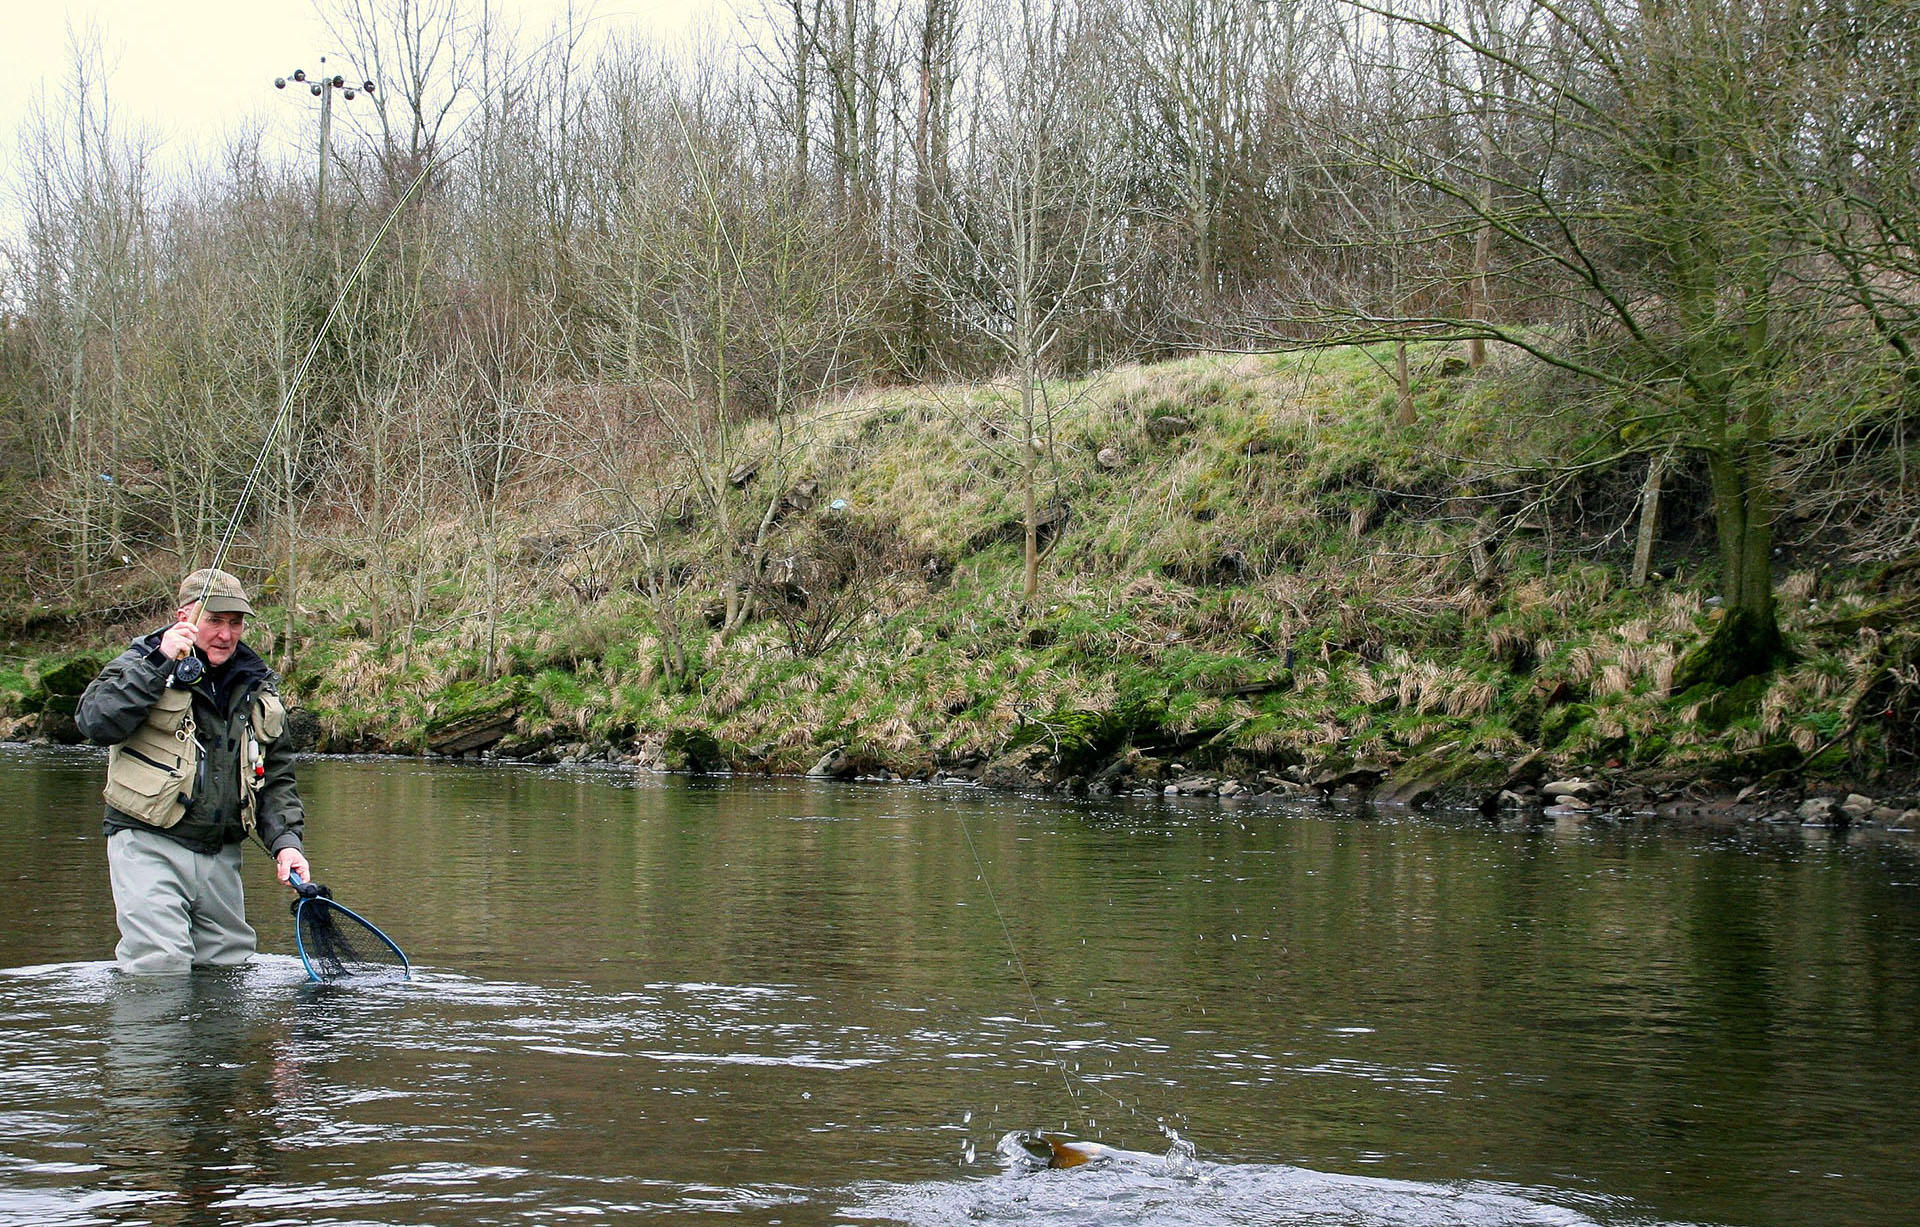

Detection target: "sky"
[0, 1, 733, 243]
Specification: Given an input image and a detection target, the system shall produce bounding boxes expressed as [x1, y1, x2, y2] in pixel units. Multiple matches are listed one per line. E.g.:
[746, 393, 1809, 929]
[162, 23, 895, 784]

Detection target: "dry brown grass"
[704, 675, 751, 718]
[1566, 645, 1604, 684]
[1445, 678, 1499, 717]
[1657, 590, 1703, 635]
[872, 716, 923, 755]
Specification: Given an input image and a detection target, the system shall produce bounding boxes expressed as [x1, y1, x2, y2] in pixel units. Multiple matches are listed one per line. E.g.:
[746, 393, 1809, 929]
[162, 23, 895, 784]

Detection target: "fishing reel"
[171, 655, 206, 687]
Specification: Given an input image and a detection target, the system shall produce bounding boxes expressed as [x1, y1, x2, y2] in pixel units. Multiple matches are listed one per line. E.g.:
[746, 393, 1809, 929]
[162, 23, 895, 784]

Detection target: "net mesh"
[292, 886, 408, 981]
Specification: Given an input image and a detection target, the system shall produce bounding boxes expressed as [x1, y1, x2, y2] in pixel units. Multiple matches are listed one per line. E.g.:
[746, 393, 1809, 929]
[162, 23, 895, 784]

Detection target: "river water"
[2, 745, 1917, 1227]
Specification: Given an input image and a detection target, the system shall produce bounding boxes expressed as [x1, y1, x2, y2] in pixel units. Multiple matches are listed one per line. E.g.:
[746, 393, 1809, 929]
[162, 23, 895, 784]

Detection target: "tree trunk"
[1675, 438, 1786, 688]
[1630, 450, 1667, 587]
[1394, 341, 1415, 426]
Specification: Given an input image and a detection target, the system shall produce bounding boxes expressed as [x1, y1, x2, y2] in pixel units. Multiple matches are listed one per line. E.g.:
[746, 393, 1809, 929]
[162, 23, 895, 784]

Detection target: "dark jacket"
[76, 628, 305, 857]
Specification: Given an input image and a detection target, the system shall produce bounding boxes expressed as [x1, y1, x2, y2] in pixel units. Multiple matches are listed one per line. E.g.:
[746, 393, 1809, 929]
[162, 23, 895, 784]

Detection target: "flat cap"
[177, 567, 254, 616]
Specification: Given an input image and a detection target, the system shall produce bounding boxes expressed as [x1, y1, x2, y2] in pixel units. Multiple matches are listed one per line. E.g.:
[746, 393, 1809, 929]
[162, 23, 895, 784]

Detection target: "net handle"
[288, 868, 325, 899]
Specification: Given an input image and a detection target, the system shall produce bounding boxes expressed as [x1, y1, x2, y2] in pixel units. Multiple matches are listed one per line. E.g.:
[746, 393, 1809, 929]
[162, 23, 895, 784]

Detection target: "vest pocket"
[147, 685, 193, 733]
[252, 692, 287, 741]
[103, 744, 192, 829]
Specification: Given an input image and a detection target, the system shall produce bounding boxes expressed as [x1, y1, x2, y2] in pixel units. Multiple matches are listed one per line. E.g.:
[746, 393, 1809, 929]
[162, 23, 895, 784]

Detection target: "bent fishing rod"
[168, 5, 631, 678]
[169, 153, 438, 685]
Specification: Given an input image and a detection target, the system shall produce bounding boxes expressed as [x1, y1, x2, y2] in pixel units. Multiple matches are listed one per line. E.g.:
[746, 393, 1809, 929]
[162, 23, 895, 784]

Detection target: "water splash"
[852, 1138, 1698, 1227]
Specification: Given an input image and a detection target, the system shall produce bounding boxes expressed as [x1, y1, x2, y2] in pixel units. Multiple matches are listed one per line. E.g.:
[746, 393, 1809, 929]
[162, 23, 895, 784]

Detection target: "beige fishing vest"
[102, 685, 197, 828]
[239, 690, 288, 832]
[102, 685, 287, 831]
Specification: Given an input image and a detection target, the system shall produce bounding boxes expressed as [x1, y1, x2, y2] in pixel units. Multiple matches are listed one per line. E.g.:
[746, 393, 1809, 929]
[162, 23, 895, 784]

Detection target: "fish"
[1009, 1131, 1155, 1170]
[1041, 1134, 1115, 1169]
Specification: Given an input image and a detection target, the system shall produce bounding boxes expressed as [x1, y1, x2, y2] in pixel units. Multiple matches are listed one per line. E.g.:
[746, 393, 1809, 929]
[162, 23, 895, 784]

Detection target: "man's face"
[183, 607, 245, 667]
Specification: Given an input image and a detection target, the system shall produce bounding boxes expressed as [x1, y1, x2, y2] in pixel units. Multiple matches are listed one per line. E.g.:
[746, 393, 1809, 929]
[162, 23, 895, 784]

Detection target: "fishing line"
[957, 811, 1083, 1118]
[169, 160, 432, 689]
[957, 811, 1182, 1140]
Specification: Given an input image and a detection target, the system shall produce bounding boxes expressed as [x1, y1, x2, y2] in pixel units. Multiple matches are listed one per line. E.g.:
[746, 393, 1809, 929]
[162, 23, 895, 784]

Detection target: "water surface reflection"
[1, 749, 1917, 1226]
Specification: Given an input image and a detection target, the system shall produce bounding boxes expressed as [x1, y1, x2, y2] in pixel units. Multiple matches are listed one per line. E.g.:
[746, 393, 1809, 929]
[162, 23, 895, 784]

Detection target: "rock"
[1839, 793, 1878, 821]
[1090, 755, 1133, 791]
[1375, 775, 1439, 809]
[727, 457, 762, 487]
[982, 762, 1039, 790]
[1096, 446, 1125, 470]
[1797, 796, 1840, 825]
[1500, 750, 1550, 791]
[1496, 789, 1533, 810]
[807, 747, 851, 779]
[493, 732, 553, 761]
[1375, 745, 1513, 811]
[35, 656, 103, 697]
[429, 712, 518, 757]
[663, 728, 728, 773]
[1306, 758, 1387, 793]
[779, 478, 820, 517]
[1895, 810, 1920, 831]
[1868, 806, 1905, 826]
[1144, 415, 1195, 443]
[1219, 781, 1245, 798]
[962, 502, 1072, 556]
[34, 710, 83, 745]
[424, 680, 527, 757]
[284, 706, 322, 753]
[1542, 777, 1607, 803]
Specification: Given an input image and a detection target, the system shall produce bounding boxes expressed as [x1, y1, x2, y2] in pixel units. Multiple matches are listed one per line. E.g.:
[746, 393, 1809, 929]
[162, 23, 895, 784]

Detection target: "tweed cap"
[177, 568, 254, 615]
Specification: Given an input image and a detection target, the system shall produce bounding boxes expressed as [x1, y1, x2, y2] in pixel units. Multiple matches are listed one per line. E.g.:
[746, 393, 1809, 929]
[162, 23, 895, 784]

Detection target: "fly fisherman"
[76, 568, 311, 974]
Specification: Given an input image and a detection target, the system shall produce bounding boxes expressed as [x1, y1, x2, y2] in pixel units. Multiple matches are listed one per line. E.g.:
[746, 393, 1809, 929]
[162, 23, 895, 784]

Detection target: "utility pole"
[267, 58, 373, 674]
[275, 57, 375, 235]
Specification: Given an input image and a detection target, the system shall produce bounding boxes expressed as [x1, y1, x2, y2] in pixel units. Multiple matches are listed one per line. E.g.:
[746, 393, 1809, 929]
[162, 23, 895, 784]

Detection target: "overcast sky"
[1, 1, 732, 244]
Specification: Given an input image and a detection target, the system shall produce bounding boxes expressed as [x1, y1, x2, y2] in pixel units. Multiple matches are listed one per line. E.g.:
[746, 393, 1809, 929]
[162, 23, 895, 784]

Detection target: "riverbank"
[3, 347, 1916, 822]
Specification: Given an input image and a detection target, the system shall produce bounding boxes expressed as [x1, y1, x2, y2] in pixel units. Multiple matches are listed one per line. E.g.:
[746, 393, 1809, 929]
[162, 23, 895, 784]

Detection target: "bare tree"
[442, 288, 565, 677]
[320, 0, 478, 199]
[918, 0, 1131, 601]
[577, 51, 881, 654]
[13, 32, 158, 591]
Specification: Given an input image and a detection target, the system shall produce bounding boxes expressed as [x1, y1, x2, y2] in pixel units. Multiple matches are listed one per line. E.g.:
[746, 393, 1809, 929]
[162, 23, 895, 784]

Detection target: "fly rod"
[170, 141, 440, 684]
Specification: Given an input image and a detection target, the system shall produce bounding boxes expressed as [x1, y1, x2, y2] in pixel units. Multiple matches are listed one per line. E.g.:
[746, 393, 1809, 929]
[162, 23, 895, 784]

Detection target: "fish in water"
[1042, 1134, 1115, 1168]
[1007, 1131, 1164, 1171]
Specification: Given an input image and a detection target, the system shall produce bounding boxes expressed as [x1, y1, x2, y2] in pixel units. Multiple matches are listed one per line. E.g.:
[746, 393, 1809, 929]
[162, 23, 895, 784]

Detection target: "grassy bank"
[6, 346, 1917, 807]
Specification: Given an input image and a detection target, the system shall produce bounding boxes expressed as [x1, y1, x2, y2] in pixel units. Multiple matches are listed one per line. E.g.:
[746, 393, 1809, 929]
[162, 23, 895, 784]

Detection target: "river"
[2, 745, 1917, 1226]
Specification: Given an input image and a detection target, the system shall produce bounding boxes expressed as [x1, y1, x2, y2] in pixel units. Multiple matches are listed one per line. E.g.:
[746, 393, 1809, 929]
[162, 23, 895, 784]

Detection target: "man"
[76, 568, 311, 974]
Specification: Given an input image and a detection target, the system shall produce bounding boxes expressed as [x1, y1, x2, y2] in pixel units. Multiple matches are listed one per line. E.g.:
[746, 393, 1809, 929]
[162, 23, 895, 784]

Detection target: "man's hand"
[275, 846, 312, 887]
[160, 612, 200, 661]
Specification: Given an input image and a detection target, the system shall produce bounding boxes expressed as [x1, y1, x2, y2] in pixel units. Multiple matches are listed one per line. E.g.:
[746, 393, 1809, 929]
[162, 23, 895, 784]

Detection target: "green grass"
[6, 342, 1912, 788]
